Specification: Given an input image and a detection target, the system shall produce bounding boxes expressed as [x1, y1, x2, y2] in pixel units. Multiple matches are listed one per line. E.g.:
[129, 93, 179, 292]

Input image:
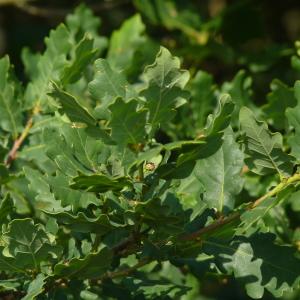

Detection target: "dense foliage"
[0, 3, 300, 299]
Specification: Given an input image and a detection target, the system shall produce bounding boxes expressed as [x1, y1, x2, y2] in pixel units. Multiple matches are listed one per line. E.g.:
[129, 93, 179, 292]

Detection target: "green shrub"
[0, 4, 299, 300]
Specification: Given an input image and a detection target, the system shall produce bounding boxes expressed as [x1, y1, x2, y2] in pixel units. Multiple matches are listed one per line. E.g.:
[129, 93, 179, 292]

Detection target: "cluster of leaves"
[0, 4, 300, 300]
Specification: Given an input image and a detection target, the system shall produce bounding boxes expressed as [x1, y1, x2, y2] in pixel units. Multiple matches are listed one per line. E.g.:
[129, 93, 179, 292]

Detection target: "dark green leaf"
[263, 79, 296, 130]
[203, 233, 300, 298]
[71, 173, 131, 193]
[108, 98, 147, 146]
[54, 247, 112, 279]
[61, 36, 97, 85]
[49, 82, 96, 126]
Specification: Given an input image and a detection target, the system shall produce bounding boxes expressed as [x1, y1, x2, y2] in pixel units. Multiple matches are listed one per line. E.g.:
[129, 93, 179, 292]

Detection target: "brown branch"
[5, 105, 39, 167]
[100, 258, 150, 281]
[112, 234, 138, 256]
[181, 212, 241, 241]
[0, 0, 130, 18]
[182, 173, 300, 241]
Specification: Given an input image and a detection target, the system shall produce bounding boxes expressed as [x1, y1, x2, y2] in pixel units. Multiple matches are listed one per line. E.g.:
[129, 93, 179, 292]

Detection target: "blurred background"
[1, 0, 300, 98]
[1, 1, 300, 299]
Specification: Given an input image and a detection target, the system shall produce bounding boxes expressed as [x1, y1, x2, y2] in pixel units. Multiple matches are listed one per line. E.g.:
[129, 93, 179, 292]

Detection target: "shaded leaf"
[203, 233, 300, 298]
[204, 94, 234, 137]
[286, 81, 300, 160]
[0, 194, 14, 226]
[54, 247, 112, 279]
[44, 211, 116, 234]
[71, 173, 131, 193]
[49, 82, 96, 126]
[263, 79, 296, 130]
[61, 35, 97, 85]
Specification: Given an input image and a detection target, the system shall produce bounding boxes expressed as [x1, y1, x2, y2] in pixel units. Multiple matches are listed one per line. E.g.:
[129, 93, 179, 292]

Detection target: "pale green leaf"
[194, 127, 244, 213]
[107, 14, 146, 71]
[66, 3, 107, 52]
[141, 47, 190, 135]
[24, 24, 72, 110]
[21, 274, 46, 300]
[89, 59, 136, 108]
[240, 106, 293, 177]
[0, 56, 23, 138]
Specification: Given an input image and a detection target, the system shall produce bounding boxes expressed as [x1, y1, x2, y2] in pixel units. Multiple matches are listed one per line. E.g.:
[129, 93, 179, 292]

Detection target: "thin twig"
[181, 212, 241, 241]
[182, 173, 300, 241]
[0, 0, 130, 18]
[100, 258, 150, 280]
[5, 105, 39, 167]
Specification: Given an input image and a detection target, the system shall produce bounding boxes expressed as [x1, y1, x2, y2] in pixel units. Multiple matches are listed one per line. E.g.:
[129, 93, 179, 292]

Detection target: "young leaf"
[156, 96, 235, 181]
[176, 95, 235, 167]
[24, 24, 72, 110]
[107, 14, 146, 71]
[65, 3, 107, 51]
[222, 70, 253, 108]
[141, 47, 190, 135]
[240, 106, 293, 177]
